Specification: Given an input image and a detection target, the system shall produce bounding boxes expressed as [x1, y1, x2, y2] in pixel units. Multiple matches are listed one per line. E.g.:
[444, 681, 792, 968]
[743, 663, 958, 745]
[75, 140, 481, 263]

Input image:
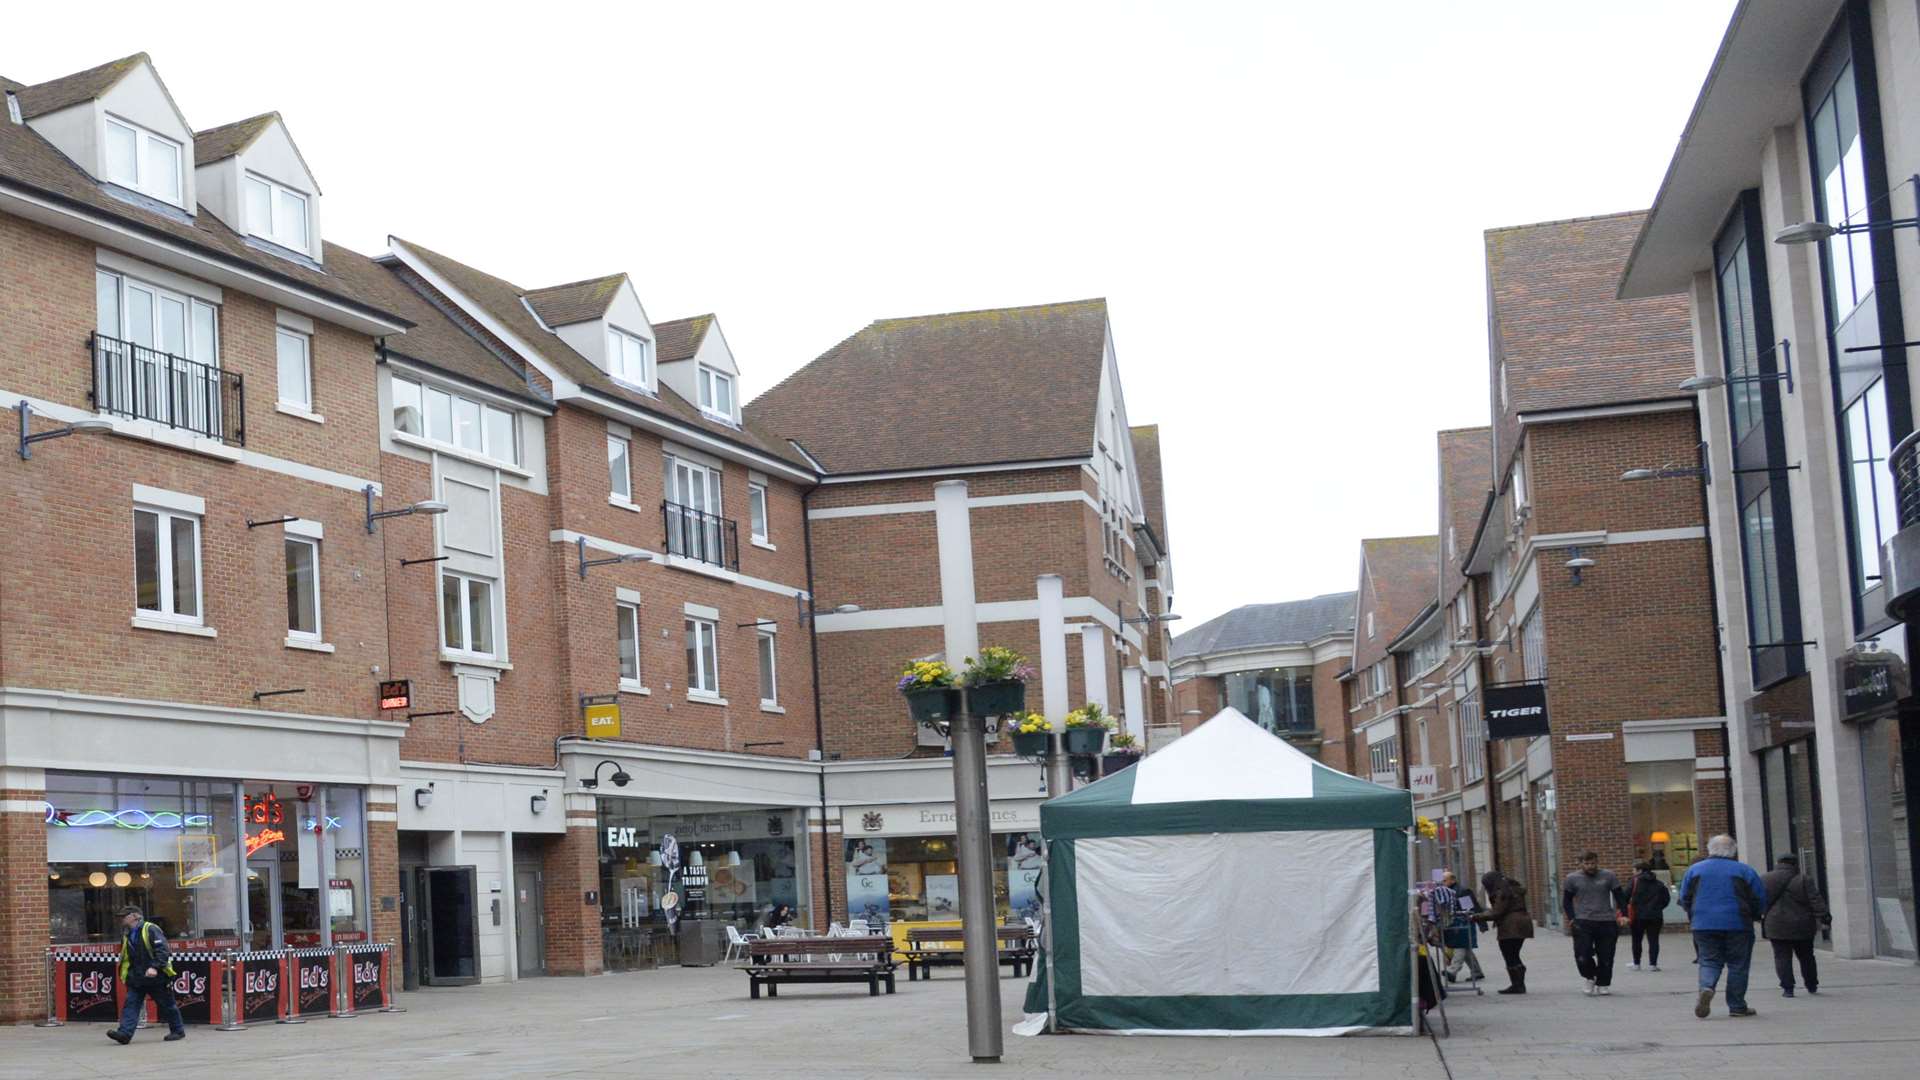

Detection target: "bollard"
[374, 943, 403, 1013]
[215, 951, 244, 1031]
[34, 948, 62, 1028]
[329, 946, 356, 1019]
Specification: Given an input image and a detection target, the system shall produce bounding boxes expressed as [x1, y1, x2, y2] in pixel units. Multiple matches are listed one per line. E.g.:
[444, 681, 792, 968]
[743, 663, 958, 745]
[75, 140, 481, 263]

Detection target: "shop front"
[595, 798, 809, 970]
[43, 771, 370, 950]
[839, 799, 1046, 926]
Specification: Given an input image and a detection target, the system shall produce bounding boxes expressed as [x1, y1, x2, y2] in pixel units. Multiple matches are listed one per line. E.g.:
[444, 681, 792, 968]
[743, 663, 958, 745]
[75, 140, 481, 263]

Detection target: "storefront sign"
[58, 954, 119, 1022]
[43, 805, 211, 830]
[583, 694, 621, 739]
[168, 956, 217, 1025]
[292, 952, 331, 1016]
[842, 800, 1043, 838]
[237, 954, 280, 1023]
[1484, 683, 1550, 739]
[1838, 652, 1908, 722]
[1409, 765, 1438, 795]
[378, 679, 412, 711]
[245, 827, 286, 857]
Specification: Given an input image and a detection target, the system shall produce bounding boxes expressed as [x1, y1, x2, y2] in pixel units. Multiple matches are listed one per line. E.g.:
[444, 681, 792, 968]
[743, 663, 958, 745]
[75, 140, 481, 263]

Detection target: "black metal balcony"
[89, 333, 245, 445]
[661, 501, 739, 571]
[1883, 430, 1920, 621]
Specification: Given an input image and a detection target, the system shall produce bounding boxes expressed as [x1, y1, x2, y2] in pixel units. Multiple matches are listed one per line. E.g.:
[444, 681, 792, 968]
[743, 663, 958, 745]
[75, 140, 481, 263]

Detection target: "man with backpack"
[109, 905, 185, 1044]
[1761, 854, 1829, 997]
[1626, 858, 1672, 971]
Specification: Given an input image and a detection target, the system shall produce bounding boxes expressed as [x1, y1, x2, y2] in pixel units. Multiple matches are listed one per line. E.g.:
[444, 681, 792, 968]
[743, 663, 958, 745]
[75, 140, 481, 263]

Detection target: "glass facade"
[44, 772, 366, 947]
[1222, 667, 1314, 734]
[1628, 760, 1697, 922]
[1861, 715, 1916, 959]
[843, 832, 1044, 926]
[1761, 739, 1826, 903]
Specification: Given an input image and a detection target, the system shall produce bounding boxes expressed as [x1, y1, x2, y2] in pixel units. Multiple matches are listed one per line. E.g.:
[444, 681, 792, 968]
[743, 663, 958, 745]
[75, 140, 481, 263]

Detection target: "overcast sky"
[14, 1, 1739, 629]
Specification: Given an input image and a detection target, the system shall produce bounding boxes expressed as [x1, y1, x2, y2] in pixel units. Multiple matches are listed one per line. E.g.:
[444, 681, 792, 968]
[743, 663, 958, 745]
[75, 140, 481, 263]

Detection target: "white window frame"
[390, 375, 519, 466]
[685, 615, 720, 696]
[757, 628, 779, 707]
[617, 599, 644, 690]
[276, 327, 312, 411]
[103, 116, 183, 206]
[284, 534, 322, 643]
[96, 269, 220, 365]
[748, 482, 769, 543]
[440, 570, 499, 659]
[607, 326, 653, 390]
[697, 365, 736, 420]
[1366, 611, 1375, 639]
[243, 173, 311, 251]
[609, 435, 632, 503]
[133, 504, 203, 625]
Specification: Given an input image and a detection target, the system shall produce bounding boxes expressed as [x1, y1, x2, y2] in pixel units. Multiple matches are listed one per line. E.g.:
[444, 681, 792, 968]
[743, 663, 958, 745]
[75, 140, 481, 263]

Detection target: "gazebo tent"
[1022, 708, 1415, 1036]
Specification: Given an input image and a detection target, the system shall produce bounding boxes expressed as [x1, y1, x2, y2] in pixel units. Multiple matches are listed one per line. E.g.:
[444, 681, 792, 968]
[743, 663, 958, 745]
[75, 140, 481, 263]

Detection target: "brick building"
[1341, 536, 1439, 794]
[1167, 592, 1354, 764]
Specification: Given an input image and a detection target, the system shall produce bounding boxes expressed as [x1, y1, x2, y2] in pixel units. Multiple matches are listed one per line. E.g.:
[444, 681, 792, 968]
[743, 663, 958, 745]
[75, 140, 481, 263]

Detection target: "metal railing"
[662, 500, 739, 570]
[89, 332, 245, 445]
[1893, 429, 1920, 530]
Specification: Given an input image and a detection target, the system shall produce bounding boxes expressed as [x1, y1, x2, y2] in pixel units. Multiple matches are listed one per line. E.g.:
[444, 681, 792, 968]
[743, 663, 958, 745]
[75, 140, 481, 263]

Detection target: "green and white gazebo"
[1021, 707, 1415, 1036]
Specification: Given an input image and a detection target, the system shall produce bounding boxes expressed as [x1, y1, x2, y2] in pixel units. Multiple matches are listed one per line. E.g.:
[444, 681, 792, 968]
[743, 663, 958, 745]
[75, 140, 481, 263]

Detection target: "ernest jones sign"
[1484, 683, 1550, 740]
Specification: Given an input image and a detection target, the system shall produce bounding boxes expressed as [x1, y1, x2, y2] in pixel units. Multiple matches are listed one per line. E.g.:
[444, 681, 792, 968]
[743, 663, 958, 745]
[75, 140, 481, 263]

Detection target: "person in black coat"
[1475, 871, 1535, 994]
[1760, 854, 1828, 996]
[1625, 859, 1672, 971]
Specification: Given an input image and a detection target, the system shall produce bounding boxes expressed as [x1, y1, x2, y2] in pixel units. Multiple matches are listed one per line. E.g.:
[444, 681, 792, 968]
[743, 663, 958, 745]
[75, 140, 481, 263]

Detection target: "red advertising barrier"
[339, 943, 394, 1013]
[161, 951, 225, 1025]
[222, 951, 288, 1028]
[47, 941, 395, 1031]
[285, 947, 334, 1021]
[48, 948, 119, 1024]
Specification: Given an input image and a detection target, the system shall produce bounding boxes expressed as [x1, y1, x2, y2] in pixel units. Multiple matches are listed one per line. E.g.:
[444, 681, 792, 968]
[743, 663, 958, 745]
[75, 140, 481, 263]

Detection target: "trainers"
[1783, 987, 1795, 998]
[1729, 1007, 1758, 1017]
[1807, 986, 1818, 995]
[1695, 989, 1714, 1018]
[1598, 986, 1611, 996]
[106, 1030, 130, 1045]
[164, 1031, 186, 1041]
[1649, 965, 1661, 972]
[1584, 978, 1597, 996]
[1630, 962, 1641, 971]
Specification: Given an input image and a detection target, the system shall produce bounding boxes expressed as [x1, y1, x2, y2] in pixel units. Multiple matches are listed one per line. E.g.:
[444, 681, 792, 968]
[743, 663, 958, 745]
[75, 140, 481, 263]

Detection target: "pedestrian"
[1439, 870, 1484, 983]
[108, 905, 185, 1045]
[1475, 871, 1534, 994]
[1625, 858, 1671, 972]
[1679, 833, 1768, 1019]
[1562, 852, 1627, 996]
[1760, 853, 1828, 998]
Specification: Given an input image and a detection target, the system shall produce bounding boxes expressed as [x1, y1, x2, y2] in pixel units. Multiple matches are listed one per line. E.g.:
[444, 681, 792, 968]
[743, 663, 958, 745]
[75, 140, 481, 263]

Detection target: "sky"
[9, 1, 1740, 630]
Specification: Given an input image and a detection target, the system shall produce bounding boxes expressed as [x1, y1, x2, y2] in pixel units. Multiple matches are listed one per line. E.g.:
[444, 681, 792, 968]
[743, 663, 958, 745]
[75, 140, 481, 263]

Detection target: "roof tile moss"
[14, 52, 147, 118]
[193, 112, 279, 165]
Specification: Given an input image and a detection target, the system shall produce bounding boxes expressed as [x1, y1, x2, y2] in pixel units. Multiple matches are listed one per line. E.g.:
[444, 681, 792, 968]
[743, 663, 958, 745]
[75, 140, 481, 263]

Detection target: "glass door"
[417, 866, 480, 985]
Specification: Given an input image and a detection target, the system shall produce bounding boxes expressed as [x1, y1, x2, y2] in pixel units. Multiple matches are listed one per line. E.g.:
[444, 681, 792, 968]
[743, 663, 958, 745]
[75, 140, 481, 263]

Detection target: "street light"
[580, 760, 631, 789]
[577, 536, 652, 578]
[16, 401, 112, 459]
[364, 484, 448, 532]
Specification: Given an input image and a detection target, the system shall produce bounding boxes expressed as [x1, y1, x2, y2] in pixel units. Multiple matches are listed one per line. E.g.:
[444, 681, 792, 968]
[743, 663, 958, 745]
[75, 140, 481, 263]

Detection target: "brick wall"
[0, 795, 52, 1024]
[540, 824, 603, 976]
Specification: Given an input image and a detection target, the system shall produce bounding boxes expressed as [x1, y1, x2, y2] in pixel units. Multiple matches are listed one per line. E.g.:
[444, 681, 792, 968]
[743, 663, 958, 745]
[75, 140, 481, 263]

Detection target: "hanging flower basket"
[1100, 752, 1140, 777]
[905, 686, 960, 726]
[966, 679, 1027, 718]
[1011, 730, 1051, 758]
[1063, 726, 1106, 756]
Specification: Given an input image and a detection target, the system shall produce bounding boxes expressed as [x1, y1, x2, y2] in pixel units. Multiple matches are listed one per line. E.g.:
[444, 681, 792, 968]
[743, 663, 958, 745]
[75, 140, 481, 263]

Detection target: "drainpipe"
[801, 482, 834, 929]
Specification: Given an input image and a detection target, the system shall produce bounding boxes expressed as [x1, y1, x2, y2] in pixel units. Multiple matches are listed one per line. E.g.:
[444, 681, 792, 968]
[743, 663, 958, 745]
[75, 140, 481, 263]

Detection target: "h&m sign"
[1484, 683, 1550, 740]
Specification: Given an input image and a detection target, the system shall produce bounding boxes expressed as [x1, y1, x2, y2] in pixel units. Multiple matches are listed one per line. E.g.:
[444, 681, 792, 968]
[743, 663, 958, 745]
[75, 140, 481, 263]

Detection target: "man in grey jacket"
[1562, 852, 1627, 996]
[1761, 854, 1827, 997]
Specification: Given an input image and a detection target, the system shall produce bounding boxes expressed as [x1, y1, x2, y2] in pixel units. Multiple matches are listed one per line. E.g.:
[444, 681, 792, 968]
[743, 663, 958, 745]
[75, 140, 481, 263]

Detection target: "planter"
[1063, 727, 1107, 756]
[1101, 752, 1141, 777]
[1010, 730, 1052, 758]
[965, 679, 1028, 718]
[904, 686, 959, 726]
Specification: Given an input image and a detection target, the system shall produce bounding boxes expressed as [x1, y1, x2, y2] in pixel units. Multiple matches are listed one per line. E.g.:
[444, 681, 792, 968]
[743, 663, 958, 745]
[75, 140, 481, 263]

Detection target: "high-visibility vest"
[117, 922, 177, 982]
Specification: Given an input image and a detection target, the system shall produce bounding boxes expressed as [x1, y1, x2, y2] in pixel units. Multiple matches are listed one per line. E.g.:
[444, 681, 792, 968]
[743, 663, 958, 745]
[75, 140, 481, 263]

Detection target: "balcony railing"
[1894, 430, 1920, 531]
[89, 333, 245, 445]
[662, 501, 739, 571]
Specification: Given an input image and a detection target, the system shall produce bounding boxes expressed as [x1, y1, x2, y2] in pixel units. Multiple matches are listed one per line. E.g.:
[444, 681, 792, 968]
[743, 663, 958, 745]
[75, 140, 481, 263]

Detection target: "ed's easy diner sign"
[845, 801, 1043, 837]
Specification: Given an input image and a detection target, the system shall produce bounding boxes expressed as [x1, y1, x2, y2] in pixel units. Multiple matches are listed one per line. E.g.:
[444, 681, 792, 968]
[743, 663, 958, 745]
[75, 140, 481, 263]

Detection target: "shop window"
[1223, 667, 1314, 733]
[243, 784, 367, 948]
[1629, 760, 1697, 922]
[843, 833, 1044, 926]
[1860, 715, 1915, 958]
[45, 775, 239, 944]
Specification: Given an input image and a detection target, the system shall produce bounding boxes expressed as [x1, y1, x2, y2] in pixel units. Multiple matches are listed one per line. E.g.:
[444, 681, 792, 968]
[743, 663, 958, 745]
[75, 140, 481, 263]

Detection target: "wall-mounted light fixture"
[1565, 547, 1596, 587]
[1680, 339, 1795, 397]
[788, 593, 861, 627]
[1775, 177, 1920, 247]
[581, 759, 631, 789]
[414, 784, 435, 810]
[364, 484, 448, 533]
[530, 790, 549, 815]
[578, 536, 652, 578]
[16, 400, 112, 460]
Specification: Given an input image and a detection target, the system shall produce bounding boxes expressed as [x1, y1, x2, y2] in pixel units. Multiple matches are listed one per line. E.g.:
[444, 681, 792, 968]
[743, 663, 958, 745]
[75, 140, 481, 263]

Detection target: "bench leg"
[869, 973, 879, 996]
[750, 979, 760, 1000]
[768, 982, 778, 998]
[885, 973, 896, 994]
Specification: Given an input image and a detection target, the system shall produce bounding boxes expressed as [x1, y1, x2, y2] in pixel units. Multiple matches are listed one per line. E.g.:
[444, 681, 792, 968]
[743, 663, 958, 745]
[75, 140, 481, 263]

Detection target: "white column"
[1122, 666, 1146, 742]
[1080, 625, 1109, 711]
[933, 480, 979, 665]
[1037, 575, 1068, 720]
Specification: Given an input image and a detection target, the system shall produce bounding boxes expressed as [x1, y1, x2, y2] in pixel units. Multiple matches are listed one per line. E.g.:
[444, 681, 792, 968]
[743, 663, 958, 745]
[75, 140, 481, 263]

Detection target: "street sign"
[1484, 683, 1549, 739]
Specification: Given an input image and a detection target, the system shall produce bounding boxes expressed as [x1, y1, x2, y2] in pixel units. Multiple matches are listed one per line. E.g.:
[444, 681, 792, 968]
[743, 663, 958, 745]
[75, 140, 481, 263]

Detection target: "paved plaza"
[3, 941, 1916, 1079]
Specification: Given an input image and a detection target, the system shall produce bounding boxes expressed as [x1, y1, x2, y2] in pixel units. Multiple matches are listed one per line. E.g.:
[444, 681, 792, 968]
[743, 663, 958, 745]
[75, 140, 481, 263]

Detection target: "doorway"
[514, 867, 546, 976]
[415, 866, 480, 986]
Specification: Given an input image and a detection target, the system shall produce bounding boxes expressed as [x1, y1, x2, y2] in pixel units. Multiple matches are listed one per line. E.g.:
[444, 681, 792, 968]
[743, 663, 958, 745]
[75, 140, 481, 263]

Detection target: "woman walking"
[1626, 859, 1672, 971]
[1477, 871, 1535, 994]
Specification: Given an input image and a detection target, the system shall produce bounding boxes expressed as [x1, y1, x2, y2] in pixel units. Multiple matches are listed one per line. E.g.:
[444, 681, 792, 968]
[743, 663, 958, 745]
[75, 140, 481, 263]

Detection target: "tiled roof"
[747, 298, 1108, 475]
[1361, 535, 1440, 646]
[1131, 424, 1169, 554]
[1438, 427, 1492, 590]
[12, 52, 146, 119]
[1, 76, 26, 94]
[1172, 592, 1356, 660]
[193, 113, 277, 165]
[1486, 211, 1695, 415]
[654, 314, 714, 363]
[391, 238, 810, 469]
[0, 88, 407, 329]
[524, 273, 626, 328]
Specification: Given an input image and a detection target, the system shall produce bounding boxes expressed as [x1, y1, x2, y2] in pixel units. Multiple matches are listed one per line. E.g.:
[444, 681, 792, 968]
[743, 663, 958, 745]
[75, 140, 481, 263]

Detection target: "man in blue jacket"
[109, 905, 186, 1044]
[1678, 834, 1768, 1020]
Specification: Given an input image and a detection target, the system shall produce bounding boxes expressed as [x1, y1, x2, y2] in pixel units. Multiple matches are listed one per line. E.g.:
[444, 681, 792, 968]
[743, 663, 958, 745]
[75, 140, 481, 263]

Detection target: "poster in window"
[709, 864, 756, 907]
[844, 838, 889, 923]
[887, 863, 923, 906]
[177, 834, 221, 888]
[925, 874, 961, 919]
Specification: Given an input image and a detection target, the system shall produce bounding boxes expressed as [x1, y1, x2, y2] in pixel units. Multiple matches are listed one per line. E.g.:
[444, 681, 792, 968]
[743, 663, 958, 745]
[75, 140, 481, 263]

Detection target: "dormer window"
[697, 366, 735, 419]
[103, 116, 182, 205]
[607, 327, 652, 389]
[244, 174, 310, 251]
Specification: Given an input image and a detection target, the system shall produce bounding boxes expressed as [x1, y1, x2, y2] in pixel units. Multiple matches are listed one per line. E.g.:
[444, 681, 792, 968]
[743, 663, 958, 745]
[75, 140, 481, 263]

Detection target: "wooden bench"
[902, 926, 1038, 981]
[740, 936, 898, 998]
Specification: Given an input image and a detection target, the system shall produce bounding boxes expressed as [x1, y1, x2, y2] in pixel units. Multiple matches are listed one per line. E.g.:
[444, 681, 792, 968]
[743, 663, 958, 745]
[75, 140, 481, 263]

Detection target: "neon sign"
[44, 804, 211, 830]
[245, 792, 286, 826]
[245, 828, 286, 856]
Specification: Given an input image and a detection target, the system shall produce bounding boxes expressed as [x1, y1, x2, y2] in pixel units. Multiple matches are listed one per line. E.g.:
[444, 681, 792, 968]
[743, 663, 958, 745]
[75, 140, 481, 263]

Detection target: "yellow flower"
[1015, 712, 1052, 734]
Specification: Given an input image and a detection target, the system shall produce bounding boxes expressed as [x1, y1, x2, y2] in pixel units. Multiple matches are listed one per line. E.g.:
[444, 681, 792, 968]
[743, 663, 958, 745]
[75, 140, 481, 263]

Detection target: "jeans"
[1572, 919, 1620, 986]
[1771, 937, 1818, 991]
[1694, 929, 1754, 1011]
[1631, 919, 1663, 966]
[116, 978, 185, 1037]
